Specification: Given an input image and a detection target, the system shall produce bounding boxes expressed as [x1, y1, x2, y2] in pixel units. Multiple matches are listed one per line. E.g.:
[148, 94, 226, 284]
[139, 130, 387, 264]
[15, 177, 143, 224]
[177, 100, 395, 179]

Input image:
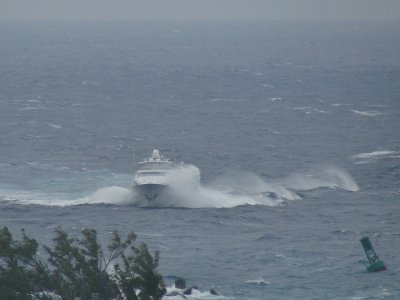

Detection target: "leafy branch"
[0, 226, 166, 300]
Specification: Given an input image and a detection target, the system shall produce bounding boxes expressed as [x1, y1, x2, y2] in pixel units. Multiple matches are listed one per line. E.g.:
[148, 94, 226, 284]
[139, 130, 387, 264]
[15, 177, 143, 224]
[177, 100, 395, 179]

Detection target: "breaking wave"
[0, 186, 133, 207]
[350, 110, 387, 116]
[163, 284, 224, 300]
[245, 278, 270, 286]
[0, 165, 359, 208]
[352, 150, 398, 160]
[148, 165, 284, 208]
[279, 166, 359, 192]
[131, 165, 359, 208]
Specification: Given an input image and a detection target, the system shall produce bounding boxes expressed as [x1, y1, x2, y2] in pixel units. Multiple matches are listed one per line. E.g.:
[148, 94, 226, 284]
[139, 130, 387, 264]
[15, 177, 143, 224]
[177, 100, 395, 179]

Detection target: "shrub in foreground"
[0, 226, 166, 300]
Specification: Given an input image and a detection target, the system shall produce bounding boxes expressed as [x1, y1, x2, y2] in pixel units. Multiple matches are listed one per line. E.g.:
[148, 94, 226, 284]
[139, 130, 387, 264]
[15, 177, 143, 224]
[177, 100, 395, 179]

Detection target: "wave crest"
[1, 165, 359, 208]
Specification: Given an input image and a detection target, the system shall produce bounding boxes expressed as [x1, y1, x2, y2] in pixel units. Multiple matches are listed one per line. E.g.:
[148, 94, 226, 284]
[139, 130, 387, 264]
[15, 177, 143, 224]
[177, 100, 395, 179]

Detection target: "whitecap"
[245, 278, 270, 285]
[47, 123, 62, 129]
[312, 109, 328, 114]
[262, 83, 274, 88]
[163, 285, 226, 299]
[292, 106, 313, 110]
[207, 98, 242, 102]
[1, 186, 133, 207]
[331, 103, 351, 107]
[292, 107, 328, 114]
[352, 150, 397, 160]
[21, 106, 46, 110]
[1, 165, 359, 208]
[350, 110, 387, 116]
[280, 166, 359, 192]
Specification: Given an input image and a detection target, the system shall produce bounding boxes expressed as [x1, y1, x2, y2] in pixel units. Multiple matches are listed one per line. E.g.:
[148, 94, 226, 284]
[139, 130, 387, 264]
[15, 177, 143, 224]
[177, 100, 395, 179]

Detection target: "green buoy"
[360, 237, 387, 272]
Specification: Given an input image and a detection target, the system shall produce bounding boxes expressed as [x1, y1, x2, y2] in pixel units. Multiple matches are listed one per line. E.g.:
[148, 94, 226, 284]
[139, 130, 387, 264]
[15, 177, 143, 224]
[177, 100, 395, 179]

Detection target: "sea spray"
[140, 165, 294, 208]
[1, 165, 359, 207]
[211, 171, 301, 201]
[151, 165, 262, 208]
[0, 186, 133, 207]
[87, 186, 133, 205]
[279, 166, 359, 192]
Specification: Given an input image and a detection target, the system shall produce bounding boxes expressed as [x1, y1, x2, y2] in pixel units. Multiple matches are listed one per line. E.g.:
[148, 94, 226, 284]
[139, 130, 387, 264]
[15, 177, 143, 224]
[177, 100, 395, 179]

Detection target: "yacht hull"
[134, 183, 168, 202]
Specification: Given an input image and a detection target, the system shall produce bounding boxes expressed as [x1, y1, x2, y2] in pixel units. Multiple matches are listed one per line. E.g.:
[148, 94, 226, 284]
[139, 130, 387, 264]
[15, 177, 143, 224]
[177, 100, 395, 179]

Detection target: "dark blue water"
[0, 21, 399, 299]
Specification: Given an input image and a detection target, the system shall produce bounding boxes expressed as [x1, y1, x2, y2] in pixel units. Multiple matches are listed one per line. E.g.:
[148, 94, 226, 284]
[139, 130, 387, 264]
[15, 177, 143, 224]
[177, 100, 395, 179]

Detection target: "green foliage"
[0, 226, 50, 300]
[44, 228, 117, 299]
[132, 244, 165, 300]
[0, 226, 166, 300]
[112, 241, 166, 300]
[109, 231, 139, 300]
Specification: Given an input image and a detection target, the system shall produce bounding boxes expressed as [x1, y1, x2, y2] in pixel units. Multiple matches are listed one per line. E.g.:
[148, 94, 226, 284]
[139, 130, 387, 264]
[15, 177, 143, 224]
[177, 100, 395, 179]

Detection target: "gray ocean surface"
[0, 21, 399, 299]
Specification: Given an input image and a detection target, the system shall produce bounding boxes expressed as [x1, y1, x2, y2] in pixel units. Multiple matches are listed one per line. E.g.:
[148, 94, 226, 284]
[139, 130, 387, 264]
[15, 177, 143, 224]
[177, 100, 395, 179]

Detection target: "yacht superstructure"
[133, 149, 174, 202]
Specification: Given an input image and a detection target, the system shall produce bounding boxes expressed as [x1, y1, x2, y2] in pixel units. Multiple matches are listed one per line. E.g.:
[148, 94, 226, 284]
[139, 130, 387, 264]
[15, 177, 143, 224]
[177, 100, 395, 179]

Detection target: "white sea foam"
[84, 186, 133, 205]
[331, 103, 351, 107]
[0, 186, 133, 207]
[155, 165, 269, 208]
[207, 98, 242, 102]
[292, 106, 313, 110]
[245, 278, 270, 285]
[141, 165, 358, 208]
[352, 150, 397, 160]
[292, 107, 328, 114]
[0, 165, 296, 208]
[313, 109, 328, 114]
[0, 165, 359, 208]
[47, 123, 62, 129]
[280, 166, 359, 192]
[163, 285, 226, 300]
[262, 83, 274, 88]
[350, 110, 387, 116]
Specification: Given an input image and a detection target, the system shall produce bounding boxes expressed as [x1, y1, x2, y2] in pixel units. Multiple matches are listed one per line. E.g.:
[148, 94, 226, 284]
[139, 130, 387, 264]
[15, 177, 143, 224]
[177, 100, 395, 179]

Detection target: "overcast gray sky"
[1, 0, 400, 21]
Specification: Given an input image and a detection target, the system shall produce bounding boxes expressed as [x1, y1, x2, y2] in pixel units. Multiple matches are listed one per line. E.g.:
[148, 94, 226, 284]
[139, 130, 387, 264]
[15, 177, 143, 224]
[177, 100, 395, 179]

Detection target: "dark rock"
[210, 288, 219, 295]
[183, 285, 200, 295]
[175, 278, 186, 289]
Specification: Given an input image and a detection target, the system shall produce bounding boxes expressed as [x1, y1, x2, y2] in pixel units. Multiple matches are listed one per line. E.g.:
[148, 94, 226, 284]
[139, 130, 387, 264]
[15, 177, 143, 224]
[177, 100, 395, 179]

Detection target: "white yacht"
[133, 149, 175, 202]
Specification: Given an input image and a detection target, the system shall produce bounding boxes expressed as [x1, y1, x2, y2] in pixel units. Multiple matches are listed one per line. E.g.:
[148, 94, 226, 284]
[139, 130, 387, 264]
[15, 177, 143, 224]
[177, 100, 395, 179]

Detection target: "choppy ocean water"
[0, 21, 399, 299]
